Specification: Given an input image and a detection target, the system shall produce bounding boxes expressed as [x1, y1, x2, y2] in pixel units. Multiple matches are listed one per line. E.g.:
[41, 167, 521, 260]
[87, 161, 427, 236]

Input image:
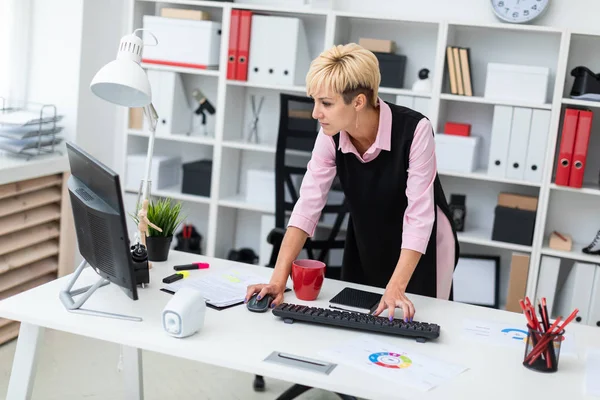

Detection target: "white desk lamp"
[90, 29, 162, 248]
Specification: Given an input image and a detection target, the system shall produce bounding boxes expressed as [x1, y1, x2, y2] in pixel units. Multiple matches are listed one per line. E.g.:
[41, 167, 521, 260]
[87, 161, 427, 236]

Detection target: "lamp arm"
[141, 103, 158, 202]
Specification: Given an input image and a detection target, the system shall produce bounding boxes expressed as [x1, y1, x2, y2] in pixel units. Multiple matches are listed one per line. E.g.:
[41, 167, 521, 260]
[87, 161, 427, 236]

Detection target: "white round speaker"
[162, 287, 206, 338]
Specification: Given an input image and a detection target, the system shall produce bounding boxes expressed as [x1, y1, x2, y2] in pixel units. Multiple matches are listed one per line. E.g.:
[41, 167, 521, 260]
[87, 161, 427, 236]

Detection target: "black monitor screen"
[66, 142, 138, 300]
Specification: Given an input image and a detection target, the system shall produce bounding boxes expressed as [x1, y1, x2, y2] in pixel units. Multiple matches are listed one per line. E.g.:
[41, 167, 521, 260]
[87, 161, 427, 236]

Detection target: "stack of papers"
[0, 125, 63, 140]
[163, 267, 268, 308]
[319, 335, 468, 392]
[586, 349, 600, 396]
[0, 110, 63, 126]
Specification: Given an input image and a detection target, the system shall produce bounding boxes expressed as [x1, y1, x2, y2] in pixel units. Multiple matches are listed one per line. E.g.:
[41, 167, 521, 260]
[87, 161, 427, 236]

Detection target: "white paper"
[585, 349, 600, 396]
[319, 335, 468, 392]
[462, 319, 576, 356]
[163, 267, 267, 307]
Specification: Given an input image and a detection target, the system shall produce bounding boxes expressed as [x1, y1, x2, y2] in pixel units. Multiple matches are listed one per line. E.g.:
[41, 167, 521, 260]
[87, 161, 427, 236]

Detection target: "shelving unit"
[0, 159, 76, 345]
[121, 0, 600, 305]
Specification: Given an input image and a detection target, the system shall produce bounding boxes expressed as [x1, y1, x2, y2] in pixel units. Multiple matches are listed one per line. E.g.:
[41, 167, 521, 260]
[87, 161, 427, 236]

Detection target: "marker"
[174, 262, 210, 271]
[162, 271, 190, 284]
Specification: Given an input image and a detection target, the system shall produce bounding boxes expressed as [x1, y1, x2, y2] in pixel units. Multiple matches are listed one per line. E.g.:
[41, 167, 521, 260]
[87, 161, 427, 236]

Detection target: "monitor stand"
[59, 259, 143, 322]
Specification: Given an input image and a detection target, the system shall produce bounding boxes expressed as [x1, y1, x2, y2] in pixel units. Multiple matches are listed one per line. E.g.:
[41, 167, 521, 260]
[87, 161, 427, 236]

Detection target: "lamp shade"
[90, 32, 152, 107]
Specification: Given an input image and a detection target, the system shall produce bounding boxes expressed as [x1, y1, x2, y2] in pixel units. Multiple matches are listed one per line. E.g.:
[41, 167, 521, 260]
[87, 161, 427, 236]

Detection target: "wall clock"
[490, 0, 550, 24]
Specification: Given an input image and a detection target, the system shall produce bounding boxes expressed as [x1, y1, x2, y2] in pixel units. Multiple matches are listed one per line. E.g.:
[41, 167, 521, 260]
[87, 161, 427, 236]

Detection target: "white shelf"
[378, 87, 432, 98]
[550, 183, 600, 197]
[128, 130, 216, 146]
[541, 244, 600, 264]
[222, 139, 276, 153]
[141, 63, 220, 77]
[438, 169, 542, 187]
[222, 139, 311, 157]
[227, 80, 307, 93]
[125, 186, 211, 205]
[448, 19, 562, 34]
[123, 0, 600, 302]
[457, 227, 533, 253]
[136, 0, 225, 7]
[561, 98, 600, 109]
[218, 194, 274, 214]
[440, 94, 553, 110]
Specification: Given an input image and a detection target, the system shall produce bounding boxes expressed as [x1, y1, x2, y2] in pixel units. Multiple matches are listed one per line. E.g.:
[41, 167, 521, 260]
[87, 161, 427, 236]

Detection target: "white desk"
[0, 250, 598, 400]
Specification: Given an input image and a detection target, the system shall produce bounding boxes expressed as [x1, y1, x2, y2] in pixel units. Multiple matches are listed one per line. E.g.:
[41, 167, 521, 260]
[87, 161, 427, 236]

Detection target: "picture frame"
[452, 254, 500, 309]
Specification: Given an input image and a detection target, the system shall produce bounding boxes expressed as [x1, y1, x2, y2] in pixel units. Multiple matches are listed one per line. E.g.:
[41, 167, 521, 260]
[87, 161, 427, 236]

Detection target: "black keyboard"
[272, 303, 440, 342]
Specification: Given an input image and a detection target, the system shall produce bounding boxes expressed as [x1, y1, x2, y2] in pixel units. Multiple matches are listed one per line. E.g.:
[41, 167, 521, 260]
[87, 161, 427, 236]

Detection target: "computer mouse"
[247, 294, 273, 313]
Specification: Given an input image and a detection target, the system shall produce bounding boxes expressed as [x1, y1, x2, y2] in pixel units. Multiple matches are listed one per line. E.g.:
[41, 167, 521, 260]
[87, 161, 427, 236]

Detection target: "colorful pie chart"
[368, 352, 412, 369]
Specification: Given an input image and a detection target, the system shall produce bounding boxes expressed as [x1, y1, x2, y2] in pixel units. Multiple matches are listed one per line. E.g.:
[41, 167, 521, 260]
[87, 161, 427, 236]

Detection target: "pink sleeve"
[402, 118, 436, 254]
[287, 129, 337, 237]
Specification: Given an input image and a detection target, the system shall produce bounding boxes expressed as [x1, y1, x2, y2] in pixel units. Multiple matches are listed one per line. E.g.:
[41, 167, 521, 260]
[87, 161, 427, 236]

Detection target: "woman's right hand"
[244, 281, 286, 308]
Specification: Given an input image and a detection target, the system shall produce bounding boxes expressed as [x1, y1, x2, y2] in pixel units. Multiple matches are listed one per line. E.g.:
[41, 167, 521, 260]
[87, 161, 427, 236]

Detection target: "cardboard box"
[549, 231, 573, 251]
[359, 38, 395, 53]
[128, 108, 143, 130]
[497, 192, 538, 211]
[160, 8, 210, 21]
[505, 253, 530, 313]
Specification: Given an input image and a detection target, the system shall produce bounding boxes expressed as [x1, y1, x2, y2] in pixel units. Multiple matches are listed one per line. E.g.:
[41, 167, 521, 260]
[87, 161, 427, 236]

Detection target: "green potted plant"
[135, 197, 185, 261]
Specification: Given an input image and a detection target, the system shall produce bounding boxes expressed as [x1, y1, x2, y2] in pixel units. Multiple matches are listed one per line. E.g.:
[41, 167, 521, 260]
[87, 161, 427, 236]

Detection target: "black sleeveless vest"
[333, 101, 459, 298]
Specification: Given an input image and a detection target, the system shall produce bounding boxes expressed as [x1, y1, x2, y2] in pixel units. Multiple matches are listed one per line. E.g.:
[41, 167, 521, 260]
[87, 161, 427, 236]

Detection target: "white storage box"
[484, 63, 549, 104]
[142, 16, 221, 68]
[245, 169, 275, 208]
[126, 154, 182, 191]
[435, 134, 479, 173]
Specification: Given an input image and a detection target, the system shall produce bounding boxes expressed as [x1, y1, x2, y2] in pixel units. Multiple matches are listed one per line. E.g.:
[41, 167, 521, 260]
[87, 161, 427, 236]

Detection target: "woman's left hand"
[372, 282, 415, 322]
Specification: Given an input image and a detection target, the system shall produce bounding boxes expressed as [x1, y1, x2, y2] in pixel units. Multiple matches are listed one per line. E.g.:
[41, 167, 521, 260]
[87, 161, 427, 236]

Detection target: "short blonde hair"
[306, 43, 380, 108]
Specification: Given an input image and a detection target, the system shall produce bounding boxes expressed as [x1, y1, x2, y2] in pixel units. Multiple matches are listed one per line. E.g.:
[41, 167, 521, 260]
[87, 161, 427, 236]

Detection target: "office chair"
[253, 94, 355, 400]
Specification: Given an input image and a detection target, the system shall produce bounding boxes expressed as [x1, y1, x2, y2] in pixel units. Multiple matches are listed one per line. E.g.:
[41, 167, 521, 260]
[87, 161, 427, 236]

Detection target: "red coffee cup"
[291, 259, 326, 301]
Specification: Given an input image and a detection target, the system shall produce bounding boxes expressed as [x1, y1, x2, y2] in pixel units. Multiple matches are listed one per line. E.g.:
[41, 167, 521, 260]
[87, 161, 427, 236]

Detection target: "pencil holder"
[522, 326, 564, 373]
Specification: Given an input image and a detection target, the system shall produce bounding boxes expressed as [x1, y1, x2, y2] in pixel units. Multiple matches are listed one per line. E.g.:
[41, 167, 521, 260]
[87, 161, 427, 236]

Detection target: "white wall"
[26, 0, 127, 168]
[75, 0, 129, 167]
[27, 0, 84, 147]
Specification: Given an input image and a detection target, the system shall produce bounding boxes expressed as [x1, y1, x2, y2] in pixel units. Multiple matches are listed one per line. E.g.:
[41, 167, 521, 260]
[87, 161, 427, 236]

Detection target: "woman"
[245, 43, 459, 322]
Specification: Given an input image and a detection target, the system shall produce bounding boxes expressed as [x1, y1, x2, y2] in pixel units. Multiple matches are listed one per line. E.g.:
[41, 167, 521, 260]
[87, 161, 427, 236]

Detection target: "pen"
[174, 262, 210, 271]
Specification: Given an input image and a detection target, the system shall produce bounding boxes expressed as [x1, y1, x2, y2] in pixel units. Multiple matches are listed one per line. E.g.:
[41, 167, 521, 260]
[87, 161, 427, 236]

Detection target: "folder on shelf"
[569, 110, 593, 188]
[487, 105, 513, 178]
[555, 108, 579, 186]
[506, 107, 533, 180]
[247, 15, 310, 86]
[227, 9, 241, 80]
[452, 47, 464, 95]
[446, 46, 458, 95]
[524, 109, 551, 183]
[554, 261, 596, 325]
[236, 10, 253, 81]
[586, 268, 600, 327]
[536, 256, 561, 318]
[145, 70, 192, 135]
[459, 48, 473, 97]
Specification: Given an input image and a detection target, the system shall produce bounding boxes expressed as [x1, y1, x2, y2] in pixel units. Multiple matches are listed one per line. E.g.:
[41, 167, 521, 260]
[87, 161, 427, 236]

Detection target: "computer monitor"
[59, 142, 142, 321]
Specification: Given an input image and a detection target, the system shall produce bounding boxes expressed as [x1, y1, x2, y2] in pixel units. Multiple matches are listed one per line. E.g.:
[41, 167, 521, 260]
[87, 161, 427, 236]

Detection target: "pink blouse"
[287, 99, 455, 300]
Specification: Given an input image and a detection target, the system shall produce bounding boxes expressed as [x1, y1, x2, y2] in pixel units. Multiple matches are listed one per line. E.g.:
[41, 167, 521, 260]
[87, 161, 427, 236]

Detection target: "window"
[0, 0, 32, 106]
